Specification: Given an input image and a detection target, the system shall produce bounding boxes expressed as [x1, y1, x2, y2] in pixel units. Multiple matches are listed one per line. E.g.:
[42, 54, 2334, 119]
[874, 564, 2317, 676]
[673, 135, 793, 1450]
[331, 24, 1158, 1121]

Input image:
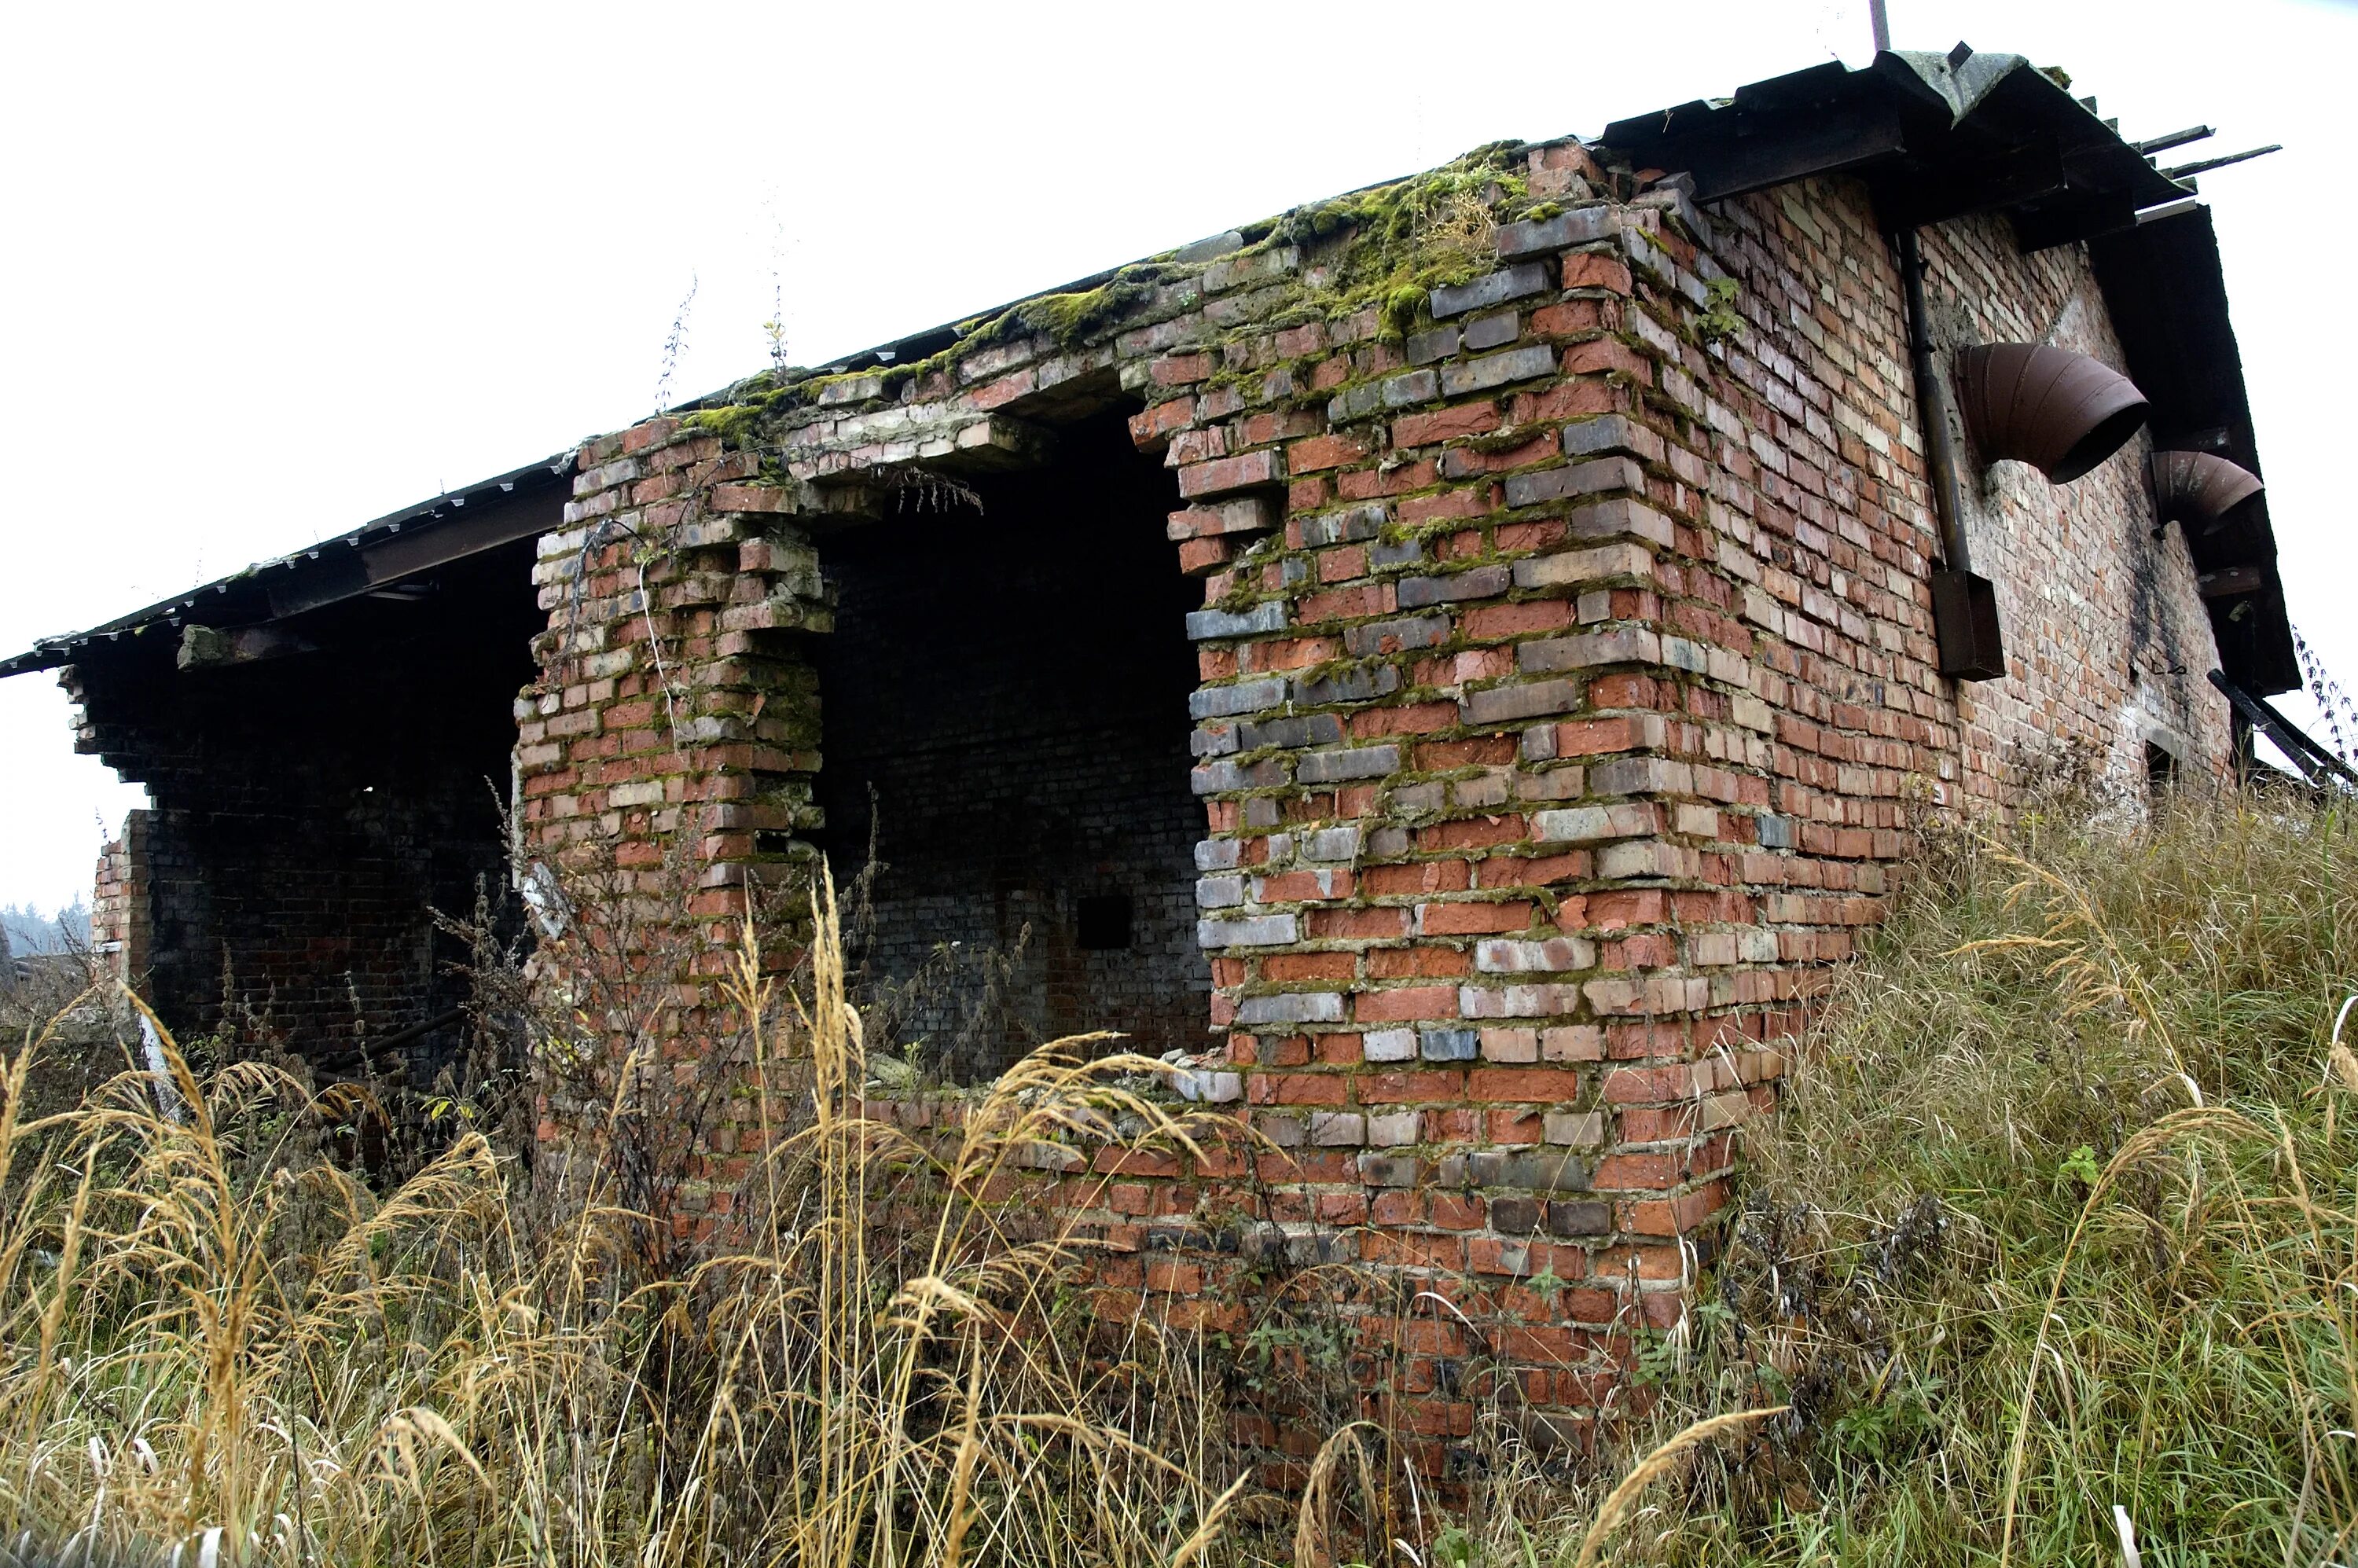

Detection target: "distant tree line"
[2, 900, 90, 956]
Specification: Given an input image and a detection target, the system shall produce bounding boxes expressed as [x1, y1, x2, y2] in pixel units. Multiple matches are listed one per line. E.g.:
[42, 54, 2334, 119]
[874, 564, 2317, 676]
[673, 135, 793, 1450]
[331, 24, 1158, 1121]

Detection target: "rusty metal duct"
[1953, 343, 2150, 483]
[2150, 449, 2263, 531]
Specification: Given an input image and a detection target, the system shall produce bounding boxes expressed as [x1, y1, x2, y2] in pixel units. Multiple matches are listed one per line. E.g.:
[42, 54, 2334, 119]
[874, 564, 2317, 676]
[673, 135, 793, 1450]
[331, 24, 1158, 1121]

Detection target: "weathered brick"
[1501, 456, 1645, 510]
[1431, 263, 1550, 319]
[1177, 449, 1282, 498]
[1198, 914, 1299, 949]
[1497, 206, 1620, 258]
[1439, 344, 1557, 396]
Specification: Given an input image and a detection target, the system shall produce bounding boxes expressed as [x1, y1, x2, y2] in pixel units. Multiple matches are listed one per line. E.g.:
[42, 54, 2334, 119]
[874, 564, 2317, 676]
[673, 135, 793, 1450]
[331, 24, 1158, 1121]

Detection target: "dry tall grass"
[7, 788, 2354, 1566]
[1442, 787, 2358, 1565]
[0, 876, 1255, 1566]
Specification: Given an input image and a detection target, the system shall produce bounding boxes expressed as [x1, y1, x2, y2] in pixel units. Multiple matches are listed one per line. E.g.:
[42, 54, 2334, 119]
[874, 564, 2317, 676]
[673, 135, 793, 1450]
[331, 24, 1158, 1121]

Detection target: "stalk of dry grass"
[1437, 788, 2358, 1566]
[13, 788, 2350, 1566]
[0, 873, 1256, 1566]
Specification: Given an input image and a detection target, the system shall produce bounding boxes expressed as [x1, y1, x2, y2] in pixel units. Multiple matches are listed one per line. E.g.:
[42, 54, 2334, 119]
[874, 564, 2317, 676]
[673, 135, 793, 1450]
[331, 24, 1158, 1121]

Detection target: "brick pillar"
[1104, 168, 1795, 1452]
[520, 417, 829, 1226]
[90, 808, 152, 990]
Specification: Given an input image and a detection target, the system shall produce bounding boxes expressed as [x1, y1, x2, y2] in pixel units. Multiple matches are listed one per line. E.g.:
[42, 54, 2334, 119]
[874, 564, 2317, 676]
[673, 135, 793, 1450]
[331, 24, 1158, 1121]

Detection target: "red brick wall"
[522, 139, 2224, 1466]
[90, 810, 149, 985]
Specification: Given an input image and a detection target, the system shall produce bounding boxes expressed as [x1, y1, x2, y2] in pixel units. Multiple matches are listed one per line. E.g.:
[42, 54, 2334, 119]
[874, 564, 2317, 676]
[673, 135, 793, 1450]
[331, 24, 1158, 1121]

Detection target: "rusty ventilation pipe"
[2150, 449, 2263, 536]
[1952, 342, 2150, 484]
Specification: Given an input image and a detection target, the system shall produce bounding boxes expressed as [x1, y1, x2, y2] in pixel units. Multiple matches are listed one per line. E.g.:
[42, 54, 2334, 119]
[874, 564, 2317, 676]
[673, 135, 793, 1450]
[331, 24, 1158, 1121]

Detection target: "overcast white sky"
[1, 0, 2349, 913]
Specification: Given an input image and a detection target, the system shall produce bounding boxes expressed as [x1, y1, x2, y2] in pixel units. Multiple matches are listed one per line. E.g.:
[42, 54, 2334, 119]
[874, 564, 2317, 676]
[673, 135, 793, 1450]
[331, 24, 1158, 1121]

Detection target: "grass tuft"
[6, 789, 2356, 1564]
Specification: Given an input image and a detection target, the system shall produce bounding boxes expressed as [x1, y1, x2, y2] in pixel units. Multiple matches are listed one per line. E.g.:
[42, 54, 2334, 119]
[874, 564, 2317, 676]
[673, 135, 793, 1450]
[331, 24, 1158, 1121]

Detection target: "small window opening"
[1078, 894, 1134, 952]
[2145, 740, 2179, 793]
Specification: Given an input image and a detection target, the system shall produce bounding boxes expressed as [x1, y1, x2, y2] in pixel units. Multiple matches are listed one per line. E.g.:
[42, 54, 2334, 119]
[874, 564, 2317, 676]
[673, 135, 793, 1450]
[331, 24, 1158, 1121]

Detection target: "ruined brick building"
[5, 49, 2303, 1449]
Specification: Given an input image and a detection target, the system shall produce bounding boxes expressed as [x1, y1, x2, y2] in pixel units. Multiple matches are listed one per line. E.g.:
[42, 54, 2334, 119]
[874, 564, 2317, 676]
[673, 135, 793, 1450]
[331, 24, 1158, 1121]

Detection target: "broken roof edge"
[0, 449, 578, 679]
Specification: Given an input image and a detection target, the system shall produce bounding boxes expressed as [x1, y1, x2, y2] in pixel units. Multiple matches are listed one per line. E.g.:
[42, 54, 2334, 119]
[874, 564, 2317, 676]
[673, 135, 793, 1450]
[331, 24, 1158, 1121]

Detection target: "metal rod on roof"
[2134, 124, 2213, 155]
[1869, 0, 1891, 51]
[2162, 145, 2282, 179]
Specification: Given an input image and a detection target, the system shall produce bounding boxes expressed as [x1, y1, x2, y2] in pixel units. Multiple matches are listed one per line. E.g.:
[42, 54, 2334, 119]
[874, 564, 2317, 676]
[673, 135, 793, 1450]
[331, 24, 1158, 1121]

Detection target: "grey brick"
[1462, 679, 1580, 725]
[1543, 1110, 1606, 1147]
[1398, 564, 1510, 608]
[1190, 725, 1239, 758]
[1516, 627, 1662, 673]
[1464, 311, 1519, 351]
[1203, 244, 1298, 294]
[1309, 1111, 1366, 1147]
[1185, 603, 1287, 641]
[1497, 206, 1620, 259]
[1511, 542, 1658, 591]
[1189, 761, 1244, 795]
[1545, 1199, 1612, 1236]
[1194, 838, 1241, 871]
[1405, 325, 1460, 365]
[1491, 1196, 1542, 1235]
[1238, 991, 1346, 1026]
[1238, 713, 1345, 750]
[1343, 615, 1449, 656]
[1431, 263, 1550, 319]
[1391, 782, 1445, 812]
[1532, 805, 1655, 843]
[1188, 676, 1287, 719]
[1296, 745, 1399, 784]
[1293, 663, 1401, 705]
[1369, 535, 1424, 569]
[1173, 229, 1244, 263]
[1439, 343, 1557, 396]
[1461, 983, 1585, 1017]
[1195, 875, 1244, 909]
[1327, 382, 1384, 423]
[1589, 756, 1690, 795]
[1298, 505, 1385, 546]
[1563, 497, 1674, 548]
[1366, 1111, 1421, 1147]
[1561, 414, 1666, 464]
[1382, 369, 1439, 407]
[1200, 1071, 1246, 1104]
[1476, 936, 1599, 972]
[1197, 914, 1299, 949]
[1757, 813, 1797, 849]
[1363, 1028, 1419, 1063]
[1501, 456, 1645, 510]
[1420, 1027, 1480, 1062]
[1358, 1152, 1420, 1185]
[1468, 1150, 1589, 1192]
[1306, 825, 1364, 861]
[1190, 758, 1287, 795]
[1258, 1113, 1305, 1148]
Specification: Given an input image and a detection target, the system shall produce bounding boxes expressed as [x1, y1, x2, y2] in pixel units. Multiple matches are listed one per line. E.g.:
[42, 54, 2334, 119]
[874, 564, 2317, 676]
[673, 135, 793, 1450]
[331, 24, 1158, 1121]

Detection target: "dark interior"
[814, 410, 1209, 1080]
[71, 530, 545, 1085]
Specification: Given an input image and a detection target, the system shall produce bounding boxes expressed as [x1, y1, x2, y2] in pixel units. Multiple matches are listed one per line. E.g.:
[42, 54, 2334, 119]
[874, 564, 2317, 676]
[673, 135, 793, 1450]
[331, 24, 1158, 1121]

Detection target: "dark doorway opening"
[815, 409, 1208, 1081]
[73, 523, 548, 1090]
